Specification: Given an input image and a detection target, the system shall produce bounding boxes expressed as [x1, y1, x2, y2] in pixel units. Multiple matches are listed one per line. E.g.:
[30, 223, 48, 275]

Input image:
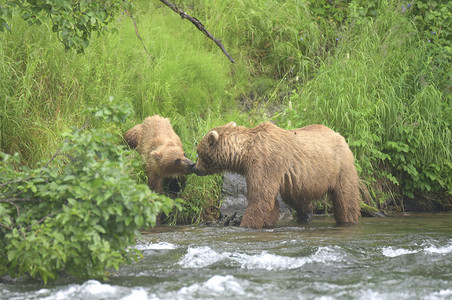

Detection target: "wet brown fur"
[194, 122, 361, 229]
[124, 115, 194, 194]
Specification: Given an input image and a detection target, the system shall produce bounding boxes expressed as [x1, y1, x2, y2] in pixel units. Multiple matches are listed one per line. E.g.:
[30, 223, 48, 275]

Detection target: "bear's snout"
[193, 164, 207, 176]
[187, 160, 196, 173]
[180, 158, 196, 174]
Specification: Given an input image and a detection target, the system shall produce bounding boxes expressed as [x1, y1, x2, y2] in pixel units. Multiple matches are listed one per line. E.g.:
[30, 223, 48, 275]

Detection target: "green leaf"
[93, 225, 106, 234]
[134, 215, 143, 227]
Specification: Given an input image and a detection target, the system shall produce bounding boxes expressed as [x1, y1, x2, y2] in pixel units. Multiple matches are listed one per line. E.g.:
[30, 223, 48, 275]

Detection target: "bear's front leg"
[147, 173, 164, 194]
[240, 178, 280, 229]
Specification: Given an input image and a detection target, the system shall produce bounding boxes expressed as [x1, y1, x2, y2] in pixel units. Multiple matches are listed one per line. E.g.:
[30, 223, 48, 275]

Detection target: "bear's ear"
[207, 130, 219, 145]
[151, 150, 162, 161]
[225, 121, 237, 127]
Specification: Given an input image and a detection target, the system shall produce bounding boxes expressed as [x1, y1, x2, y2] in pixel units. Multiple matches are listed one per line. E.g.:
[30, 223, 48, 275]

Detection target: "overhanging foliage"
[0, 99, 175, 283]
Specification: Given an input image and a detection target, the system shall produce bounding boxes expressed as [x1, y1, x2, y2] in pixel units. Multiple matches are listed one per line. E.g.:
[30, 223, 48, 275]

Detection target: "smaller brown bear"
[193, 122, 361, 229]
[124, 115, 194, 194]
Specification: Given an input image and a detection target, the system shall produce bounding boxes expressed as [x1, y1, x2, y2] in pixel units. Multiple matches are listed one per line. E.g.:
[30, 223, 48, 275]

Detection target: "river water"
[1, 213, 451, 300]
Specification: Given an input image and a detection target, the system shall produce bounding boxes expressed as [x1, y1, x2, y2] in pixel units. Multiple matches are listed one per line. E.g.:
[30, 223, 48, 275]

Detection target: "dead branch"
[159, 0, 235, 63]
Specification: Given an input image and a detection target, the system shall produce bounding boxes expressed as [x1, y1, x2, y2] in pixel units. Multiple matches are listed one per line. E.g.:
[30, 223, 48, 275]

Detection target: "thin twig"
[159, 0, 235, 63]
[0, 198, 40, 203]
[43, 118, 90, 169]
[0, 223, 13, 231]
[0, 178, 32, 187]
[10, 202, 19, 219]
[124, 9, 152, 59]
[25, 208, 64, 231]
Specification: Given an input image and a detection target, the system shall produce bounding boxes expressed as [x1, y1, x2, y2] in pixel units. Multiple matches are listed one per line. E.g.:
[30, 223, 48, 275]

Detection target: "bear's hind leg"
[331, 176, 361, 224]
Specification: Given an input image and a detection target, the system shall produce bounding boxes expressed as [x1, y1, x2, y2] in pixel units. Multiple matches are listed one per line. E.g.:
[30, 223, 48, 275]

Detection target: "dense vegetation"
[0, 100, 176, 282]
[1, 0, 451, 281]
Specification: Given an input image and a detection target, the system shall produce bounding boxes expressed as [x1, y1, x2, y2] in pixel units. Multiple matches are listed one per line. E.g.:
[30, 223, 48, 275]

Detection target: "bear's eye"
[175, 159, 181, 166]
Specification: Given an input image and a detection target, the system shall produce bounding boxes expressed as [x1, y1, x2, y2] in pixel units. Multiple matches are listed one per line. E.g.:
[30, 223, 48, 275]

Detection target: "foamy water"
[133, 242, 177, 251]
[381, 239, 452, 257]
[177, 245, 343, 270]
[178, 275, 246, 298]
[381, 246, 419, 257]
[18, 276, 452, 300]
[423, 241, 452, 254]
[38, 280, 147, 300]
[1, 214, 451, 300]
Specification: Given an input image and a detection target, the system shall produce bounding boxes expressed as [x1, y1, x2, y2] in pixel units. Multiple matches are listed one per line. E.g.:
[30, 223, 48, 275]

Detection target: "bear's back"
[136, 115, 182, 155]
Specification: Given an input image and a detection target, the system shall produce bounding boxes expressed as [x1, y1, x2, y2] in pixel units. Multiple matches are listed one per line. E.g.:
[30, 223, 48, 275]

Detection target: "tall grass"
[0, 1, 256, 223]
[198, 0, 330, 79]
[1, 0, 450, 220]
[0, 3, 245, 161]
[276, 3, 451, 206]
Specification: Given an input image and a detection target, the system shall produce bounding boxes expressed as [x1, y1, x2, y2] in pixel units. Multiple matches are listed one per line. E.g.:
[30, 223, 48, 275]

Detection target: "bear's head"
[150, 146, 195, 176]
[193, 122, 237, 176]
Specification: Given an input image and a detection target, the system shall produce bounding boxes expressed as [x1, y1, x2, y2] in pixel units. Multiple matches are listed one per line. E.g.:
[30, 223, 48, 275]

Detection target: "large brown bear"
[193, 122, 361, 229]
[124, 115, 194, 194]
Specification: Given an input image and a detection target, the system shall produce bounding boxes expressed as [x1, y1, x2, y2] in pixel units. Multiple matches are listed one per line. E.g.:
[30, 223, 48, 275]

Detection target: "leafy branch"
[1, 0, 234, 62]
[0, 198, 40, 203]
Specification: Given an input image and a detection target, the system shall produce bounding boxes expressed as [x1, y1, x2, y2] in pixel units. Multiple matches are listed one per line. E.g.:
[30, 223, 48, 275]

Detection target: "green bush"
[276, 1, 451, 205]
[0, 100, 174, 283]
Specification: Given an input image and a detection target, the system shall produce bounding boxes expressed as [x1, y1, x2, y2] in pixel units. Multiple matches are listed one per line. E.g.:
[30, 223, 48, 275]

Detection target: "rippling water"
[1, 213, 451, 300]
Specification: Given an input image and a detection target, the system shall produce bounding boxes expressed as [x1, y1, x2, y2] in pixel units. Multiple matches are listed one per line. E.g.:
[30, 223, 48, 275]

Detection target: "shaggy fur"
[193, 122, 361, 229]
[124, 115, 194, 194]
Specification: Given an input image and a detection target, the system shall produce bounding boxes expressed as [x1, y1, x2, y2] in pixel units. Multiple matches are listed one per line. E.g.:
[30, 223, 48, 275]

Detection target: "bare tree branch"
[159, 0, 235, 63]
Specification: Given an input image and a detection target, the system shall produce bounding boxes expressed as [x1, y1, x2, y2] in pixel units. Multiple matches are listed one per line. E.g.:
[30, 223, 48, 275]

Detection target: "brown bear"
[124, 115, 194, 194]
[193, 122, 361, 229]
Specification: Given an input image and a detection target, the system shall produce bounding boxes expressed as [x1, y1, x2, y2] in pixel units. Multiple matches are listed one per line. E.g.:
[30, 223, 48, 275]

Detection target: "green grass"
[275, 3, 451, 206]
[1, 0, 451, 222]
[0, 1, 258, 223]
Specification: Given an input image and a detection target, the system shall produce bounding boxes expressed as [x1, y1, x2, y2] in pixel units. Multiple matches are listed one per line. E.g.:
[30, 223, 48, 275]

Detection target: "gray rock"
[219, 172, 293, 226]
